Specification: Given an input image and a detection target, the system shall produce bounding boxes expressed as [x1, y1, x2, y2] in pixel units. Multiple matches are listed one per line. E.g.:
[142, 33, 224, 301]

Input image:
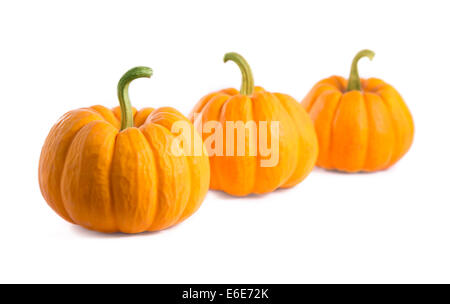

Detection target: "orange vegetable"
[190, 53, 318, 196]
[39, 67, 210, 233]
[302, 50, 414, 172]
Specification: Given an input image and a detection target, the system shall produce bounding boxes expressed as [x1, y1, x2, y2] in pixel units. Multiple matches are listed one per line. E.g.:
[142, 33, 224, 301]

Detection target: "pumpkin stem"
[347, 49, 375, 92]
[224, 52, 255, 96]
[117, 66, 153, 130]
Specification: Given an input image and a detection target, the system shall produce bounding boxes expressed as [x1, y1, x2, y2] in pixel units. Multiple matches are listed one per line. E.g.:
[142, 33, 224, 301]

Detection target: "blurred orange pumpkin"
[302, 50, 414, 172]
[39, 67, 210, 233]
[190, 53, 318, 196]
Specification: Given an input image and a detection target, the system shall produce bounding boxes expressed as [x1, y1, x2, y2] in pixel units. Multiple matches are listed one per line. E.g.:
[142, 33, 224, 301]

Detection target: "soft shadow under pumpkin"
[71, 225, 162, 238]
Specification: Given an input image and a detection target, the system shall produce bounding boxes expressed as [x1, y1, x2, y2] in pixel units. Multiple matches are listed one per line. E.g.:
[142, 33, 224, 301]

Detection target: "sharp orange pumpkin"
[302, 50, 414, 172]
[189, 52, 318, 196]
[39, 67, 210, 233]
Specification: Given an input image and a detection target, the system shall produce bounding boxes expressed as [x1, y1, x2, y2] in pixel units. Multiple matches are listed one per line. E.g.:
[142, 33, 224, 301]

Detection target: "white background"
[0, 0, 449, 283]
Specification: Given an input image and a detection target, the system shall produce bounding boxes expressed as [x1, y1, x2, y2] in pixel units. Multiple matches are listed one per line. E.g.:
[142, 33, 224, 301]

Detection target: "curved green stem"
[117, 66, 153, 130]
[347, 49, 375, 91]
[224, 52, 254, 96]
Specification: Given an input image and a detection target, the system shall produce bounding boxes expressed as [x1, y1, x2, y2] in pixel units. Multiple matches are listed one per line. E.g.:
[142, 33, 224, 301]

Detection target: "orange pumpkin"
[39, 67, 210, 233]
[302, 50, 414, 172]
[189, 53, 318, 196]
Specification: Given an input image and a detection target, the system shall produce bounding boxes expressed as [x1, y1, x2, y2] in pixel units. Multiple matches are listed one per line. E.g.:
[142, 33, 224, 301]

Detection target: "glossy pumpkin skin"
[190, 53, 318, 196]
[39, 68, 210, 233]
[302, 50, 414, 172]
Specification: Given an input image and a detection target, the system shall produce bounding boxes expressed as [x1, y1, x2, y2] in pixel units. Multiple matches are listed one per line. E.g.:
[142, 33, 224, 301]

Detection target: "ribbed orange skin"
[39, 105, 210, 233]
[302, 76, 414, 172]
[189, 86, 318, 196]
